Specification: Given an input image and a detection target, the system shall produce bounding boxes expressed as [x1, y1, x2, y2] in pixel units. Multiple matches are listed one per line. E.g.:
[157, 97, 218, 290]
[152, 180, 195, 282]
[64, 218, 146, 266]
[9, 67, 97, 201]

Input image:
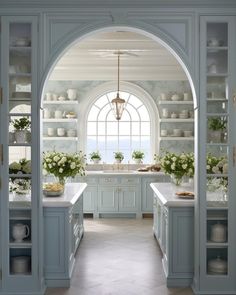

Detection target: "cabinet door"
[196, 16, 236, 294]
[118, 186, 139, 212]
[0, 16, 43, 294]
[83, 185, 96, 213]
[142, 177, 158, 212]
[97, 186, 118, 212]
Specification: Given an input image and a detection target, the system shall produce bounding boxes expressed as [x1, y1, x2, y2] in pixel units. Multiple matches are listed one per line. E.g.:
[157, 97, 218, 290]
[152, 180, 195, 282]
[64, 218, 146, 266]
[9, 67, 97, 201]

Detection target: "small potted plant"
[208, 117, 227, 143]
[114, 151, 124, 163]
[89, 151, 102, 164]
[132, 150, 145, 164]
[12, 117, 31, 143]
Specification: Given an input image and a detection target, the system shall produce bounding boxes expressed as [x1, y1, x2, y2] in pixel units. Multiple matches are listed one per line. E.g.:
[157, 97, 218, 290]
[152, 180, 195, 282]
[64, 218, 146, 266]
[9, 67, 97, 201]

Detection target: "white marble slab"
[43, 182, 87, 207]
[85, 170, 166, 176]
[150, 182, 194, 207]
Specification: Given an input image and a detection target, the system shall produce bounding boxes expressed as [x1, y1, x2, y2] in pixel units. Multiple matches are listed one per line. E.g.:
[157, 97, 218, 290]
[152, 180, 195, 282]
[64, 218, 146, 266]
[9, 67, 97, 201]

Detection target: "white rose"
[70, 162, 76, 169]
[62, 157, 67, 163]
[42, 169, 48, 175]
[182, 164, 187, 169]
[171, 164, 175, 170]
[48, 164, 52, 168]
[59, 168, 63, 173]
[172, 157, 177, 161]
[166, 160, 170, 164]
[206, 165, 210, 170]
[53, 156, 60, 162]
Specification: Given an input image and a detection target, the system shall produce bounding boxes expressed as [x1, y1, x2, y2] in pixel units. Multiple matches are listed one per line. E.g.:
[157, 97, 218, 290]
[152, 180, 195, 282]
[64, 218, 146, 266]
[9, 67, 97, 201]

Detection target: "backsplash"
[43, 80, 194, 159]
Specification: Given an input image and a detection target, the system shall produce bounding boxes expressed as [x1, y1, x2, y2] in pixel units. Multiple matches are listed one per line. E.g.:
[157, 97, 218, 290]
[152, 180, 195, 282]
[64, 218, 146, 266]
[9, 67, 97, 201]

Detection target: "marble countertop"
[85, 170, 165, 176]
[150, 182, 195, 207]
[43, 182, 87, 207]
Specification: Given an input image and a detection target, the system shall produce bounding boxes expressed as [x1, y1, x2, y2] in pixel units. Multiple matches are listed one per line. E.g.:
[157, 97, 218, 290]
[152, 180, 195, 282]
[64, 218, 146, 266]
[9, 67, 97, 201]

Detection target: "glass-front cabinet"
[0, 16, 44, 295]
[195, 16, 236, 294]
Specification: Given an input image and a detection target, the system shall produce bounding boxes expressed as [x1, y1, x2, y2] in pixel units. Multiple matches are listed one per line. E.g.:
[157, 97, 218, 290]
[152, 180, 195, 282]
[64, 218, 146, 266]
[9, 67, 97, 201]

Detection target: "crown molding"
[0, 0, 236, 9]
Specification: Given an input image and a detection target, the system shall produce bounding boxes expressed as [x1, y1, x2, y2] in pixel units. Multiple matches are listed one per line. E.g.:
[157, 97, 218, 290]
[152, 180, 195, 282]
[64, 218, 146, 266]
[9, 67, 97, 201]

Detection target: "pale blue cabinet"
[0, 15, 45, 295]
[118, 186, 139, 213]
[43, 195, 84, 287]
[83, 185, 97, 213]
[153, 192, 194, 287]
[142, 176, 169, 213]
[98, 186, 118, 212]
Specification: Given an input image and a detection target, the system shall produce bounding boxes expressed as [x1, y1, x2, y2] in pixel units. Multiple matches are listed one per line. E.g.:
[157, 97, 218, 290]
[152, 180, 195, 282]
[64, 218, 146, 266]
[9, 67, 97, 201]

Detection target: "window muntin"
[87, 91, 151, 163]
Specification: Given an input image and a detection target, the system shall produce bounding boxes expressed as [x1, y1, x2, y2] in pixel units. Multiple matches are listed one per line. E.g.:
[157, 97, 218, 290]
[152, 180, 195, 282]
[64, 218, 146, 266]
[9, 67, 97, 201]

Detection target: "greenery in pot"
[89, 151, 102, 163]
[114, 151, 124, 162]
[12, 117, 31, 131]
[208, 117, 226, 131]
[132, 150, 145, 162]
[43, 150, 86, 185]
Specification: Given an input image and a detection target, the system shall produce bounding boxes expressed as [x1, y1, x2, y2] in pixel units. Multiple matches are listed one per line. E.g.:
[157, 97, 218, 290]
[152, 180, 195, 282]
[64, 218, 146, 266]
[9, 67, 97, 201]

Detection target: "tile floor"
[45, 218, 194, 295]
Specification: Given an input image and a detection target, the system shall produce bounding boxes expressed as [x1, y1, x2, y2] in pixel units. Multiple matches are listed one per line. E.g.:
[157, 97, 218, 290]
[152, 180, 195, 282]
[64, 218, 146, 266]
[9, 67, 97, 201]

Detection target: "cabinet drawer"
[83, 177, 98, 185]
[99, 177, 118, 185]
[120, 177, 140, 185]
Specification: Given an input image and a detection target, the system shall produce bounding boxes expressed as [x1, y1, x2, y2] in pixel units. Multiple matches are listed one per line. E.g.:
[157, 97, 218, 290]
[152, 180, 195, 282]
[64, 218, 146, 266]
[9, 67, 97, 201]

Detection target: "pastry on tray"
[175, 191, 194, 199]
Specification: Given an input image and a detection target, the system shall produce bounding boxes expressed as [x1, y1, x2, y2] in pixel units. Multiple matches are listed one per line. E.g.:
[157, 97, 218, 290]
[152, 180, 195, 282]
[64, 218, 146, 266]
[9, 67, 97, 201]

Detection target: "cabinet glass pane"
[207, 76, 228, 100]
[207, 116, 228, 144]
[207, 248, 228, 275]
[207, 23, 228, 47]
[8, 21, 32, 277]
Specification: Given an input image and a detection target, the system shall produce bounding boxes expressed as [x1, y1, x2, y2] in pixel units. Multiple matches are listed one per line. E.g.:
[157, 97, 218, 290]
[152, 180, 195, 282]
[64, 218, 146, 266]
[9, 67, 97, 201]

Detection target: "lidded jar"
[210, 222, 226, 243]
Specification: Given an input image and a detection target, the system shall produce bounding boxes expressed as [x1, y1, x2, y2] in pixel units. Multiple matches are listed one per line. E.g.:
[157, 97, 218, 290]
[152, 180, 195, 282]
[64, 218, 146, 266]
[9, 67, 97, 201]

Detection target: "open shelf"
[43, 137, 78, 141]
[43, 100, 78, 105]
[42, 118, 77, 123]
[158, 101, 193, 105]
[159, 136, 194, 141]
[159, 118, 194, 123]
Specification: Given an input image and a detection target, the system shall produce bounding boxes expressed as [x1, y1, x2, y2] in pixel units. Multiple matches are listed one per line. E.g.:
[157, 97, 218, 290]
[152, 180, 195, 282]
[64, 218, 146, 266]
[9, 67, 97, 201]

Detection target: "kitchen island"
[43, 183, 87, 287]
[150, 182, 194, 287]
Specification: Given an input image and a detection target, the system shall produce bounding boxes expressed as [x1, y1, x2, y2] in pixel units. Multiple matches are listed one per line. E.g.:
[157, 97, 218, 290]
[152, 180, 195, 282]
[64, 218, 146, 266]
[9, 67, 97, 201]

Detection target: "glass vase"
[170, 174, 183, 186]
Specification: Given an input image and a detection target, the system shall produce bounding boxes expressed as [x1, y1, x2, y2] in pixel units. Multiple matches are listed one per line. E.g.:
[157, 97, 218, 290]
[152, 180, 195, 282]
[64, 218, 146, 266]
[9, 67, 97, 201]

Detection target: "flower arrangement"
[158, 151, 194, 185]
[10, 178, 31, 195]
[42, 151, 86, 184]
[132, 150, 144, 163]
[89, 151, 101, 163]
[9, 158, 31, 175]
[206, 153, 228, 174]
[12, 117, 31, 131]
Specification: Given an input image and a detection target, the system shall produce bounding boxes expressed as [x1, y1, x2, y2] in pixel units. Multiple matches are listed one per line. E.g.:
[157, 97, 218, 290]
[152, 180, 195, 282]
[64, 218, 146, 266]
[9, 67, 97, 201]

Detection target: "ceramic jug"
[210, 222, 226, 243]
[43, 108, 51, 119]
[12, 223, 30, 242]
[67, 89, 77, 100]
[54, 110, 63, 119]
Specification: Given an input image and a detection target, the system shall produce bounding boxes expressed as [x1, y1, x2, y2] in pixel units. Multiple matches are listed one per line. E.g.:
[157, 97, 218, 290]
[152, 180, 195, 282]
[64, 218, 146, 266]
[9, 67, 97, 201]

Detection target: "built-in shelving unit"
[194, 16, 236, 295]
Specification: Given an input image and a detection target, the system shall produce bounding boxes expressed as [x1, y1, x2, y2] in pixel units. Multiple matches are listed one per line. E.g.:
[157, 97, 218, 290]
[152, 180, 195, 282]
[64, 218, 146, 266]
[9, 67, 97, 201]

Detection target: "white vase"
[92, 159, 100, 164]
[134, 158, 142, 164]
[115, 159, 122, 164]
[15, 130, 28, 143]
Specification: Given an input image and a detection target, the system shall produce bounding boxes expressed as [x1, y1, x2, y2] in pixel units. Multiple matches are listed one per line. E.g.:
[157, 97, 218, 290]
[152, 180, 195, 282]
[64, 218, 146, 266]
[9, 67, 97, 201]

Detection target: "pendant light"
[111, 52, 125, 120]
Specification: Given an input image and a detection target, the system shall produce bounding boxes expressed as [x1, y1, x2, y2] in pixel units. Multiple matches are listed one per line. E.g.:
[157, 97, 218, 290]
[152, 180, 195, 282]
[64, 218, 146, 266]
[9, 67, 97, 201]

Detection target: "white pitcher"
[12, 223, 30, 242]
[67, 89, 77, 100]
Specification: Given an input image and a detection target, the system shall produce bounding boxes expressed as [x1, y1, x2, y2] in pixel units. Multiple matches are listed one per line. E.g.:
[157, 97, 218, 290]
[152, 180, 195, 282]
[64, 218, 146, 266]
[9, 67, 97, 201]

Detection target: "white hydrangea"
[59, 168, 63, 173]
[171, 164, 175, 170]
[70, 162, 76, 169]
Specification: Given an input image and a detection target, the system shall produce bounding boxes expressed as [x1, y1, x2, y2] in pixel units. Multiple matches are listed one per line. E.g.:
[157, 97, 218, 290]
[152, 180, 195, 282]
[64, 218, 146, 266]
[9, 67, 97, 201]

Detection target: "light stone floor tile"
[45, 218, 194, 295]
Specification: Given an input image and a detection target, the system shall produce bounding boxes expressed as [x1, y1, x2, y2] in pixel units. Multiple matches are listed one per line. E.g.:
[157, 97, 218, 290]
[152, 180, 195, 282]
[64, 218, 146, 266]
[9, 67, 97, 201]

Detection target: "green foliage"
[12, 117, 31, 131]
[114, 151, 124, 160]
[89, 151, 102, 161]
[208, 117, 226, 131]
[132, 150, 145, 160]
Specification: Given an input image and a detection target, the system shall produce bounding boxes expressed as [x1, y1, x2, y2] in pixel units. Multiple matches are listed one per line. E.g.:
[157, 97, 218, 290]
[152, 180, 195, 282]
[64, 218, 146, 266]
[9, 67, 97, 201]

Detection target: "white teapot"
[67, 89, 77, 100]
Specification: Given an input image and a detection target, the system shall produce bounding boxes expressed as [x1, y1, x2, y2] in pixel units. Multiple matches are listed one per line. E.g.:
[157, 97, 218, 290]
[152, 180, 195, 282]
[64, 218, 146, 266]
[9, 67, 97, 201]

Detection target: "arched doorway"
[39, 27, 197, 161]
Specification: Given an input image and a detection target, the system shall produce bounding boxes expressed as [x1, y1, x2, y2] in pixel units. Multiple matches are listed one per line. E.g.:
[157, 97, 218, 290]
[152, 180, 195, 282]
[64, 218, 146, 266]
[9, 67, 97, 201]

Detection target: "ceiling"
[49, 31, 187, 81]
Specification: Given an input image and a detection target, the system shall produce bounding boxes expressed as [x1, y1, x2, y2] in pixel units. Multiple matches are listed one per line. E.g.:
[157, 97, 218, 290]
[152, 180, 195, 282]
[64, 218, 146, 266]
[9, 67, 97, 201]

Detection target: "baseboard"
[45, 279, 70, 288]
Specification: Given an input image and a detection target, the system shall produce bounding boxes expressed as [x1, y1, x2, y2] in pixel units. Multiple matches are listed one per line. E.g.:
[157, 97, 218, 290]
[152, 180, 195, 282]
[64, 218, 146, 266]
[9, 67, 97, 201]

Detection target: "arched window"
[87, 91, 151, 163]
